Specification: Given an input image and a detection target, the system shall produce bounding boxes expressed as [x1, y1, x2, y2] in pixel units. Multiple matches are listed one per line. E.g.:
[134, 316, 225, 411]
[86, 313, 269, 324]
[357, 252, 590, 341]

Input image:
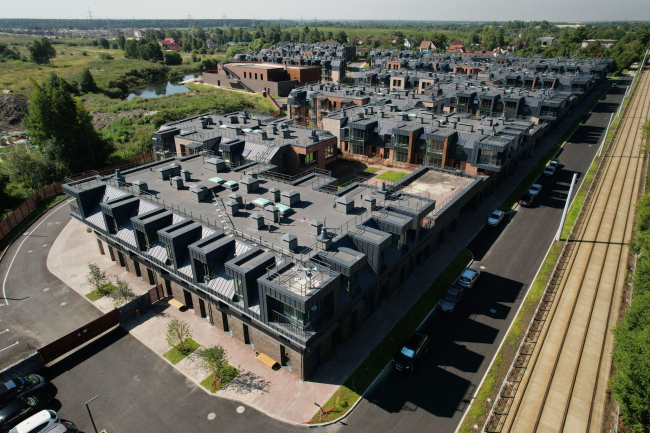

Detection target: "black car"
[0, 376, 47, 409]
[392, 331, 429, 372]
[519, 192, 536, 207]
[0, 390, 53, 432]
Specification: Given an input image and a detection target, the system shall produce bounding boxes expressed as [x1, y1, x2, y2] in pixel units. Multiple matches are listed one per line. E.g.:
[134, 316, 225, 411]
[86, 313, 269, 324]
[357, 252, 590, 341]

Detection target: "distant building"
[404, 39, 412, 48]
[419, 40, 437, 53]
[538, 37, 557, 47]
[206, 38, 219, 49]
[448, 44, 467, 53]
[582, 39, 618, 49]
[163, 37, 180, 46]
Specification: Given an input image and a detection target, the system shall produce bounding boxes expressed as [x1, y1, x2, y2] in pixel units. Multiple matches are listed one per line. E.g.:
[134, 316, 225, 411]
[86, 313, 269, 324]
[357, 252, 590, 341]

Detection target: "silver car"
[487, 210, 505, 226]
[458, 268, 481, 289]
[439, 286, 464, 312]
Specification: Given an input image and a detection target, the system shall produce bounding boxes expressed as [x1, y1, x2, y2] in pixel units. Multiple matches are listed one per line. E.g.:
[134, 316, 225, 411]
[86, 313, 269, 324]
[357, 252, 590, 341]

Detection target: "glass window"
[325, 144, 336, 158]
[234, 277, 244, 301]
[165, 243, 174, 265]
[478, 149, 499, 166]
[401, 347, 415, 358]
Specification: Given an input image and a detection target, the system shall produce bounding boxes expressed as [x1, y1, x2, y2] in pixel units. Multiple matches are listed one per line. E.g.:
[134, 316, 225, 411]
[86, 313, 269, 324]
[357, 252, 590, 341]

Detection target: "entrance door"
[183, 290, 194, 309]
[146, 268, 156, 286]
[243, 324, 253, 349]
[280, 345, 292, 370]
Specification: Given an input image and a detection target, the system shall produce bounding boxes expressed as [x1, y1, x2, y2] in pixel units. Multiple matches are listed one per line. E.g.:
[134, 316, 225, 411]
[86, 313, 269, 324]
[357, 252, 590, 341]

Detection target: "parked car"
[487, 210, 505, 226]
[458, 268, 481, 289]
[519, 192, 536, 207]
[543, 165, 556, 176]
[0, 392, 54, 432]
[0, 376, 48, 408]
[439, 286, 464, 312]
[392, 331, 429, 372]
[527, 183, 543, 196]
[549, 158, 560, 168]
[38, 421, 77, 433]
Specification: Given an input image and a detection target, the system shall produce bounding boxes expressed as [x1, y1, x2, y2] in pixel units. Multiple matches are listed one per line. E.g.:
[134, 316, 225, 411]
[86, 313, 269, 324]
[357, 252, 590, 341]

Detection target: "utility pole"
[87, 7, 93, 30]
[557, 173, 578, 241]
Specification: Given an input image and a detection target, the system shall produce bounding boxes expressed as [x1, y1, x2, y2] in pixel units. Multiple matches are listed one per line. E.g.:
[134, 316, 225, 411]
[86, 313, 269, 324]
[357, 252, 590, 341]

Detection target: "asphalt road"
[0, 200, 102, 369]
[338, 79, 630, 433]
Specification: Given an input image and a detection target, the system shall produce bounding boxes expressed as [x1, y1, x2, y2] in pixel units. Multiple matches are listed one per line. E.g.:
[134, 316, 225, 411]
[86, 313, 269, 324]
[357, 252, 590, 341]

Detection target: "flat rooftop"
[119, 157, 384, 258]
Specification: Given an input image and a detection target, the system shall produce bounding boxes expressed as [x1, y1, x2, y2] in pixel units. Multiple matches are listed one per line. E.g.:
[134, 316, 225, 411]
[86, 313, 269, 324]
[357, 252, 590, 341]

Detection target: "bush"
[98, 52, 113, 61]
[164, 51, 182, 66]
[81, 51, 87, 56]
[103, 87, 125, 99]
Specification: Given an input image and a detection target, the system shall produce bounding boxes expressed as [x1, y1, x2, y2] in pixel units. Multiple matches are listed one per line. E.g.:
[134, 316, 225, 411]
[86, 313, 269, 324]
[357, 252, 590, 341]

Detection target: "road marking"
[60, 302, 67, 306]
[0, 329, 9, 335]
[207, 413, 216, 420]
[43, 287, 50, 292]
[479, 265, 486, 270]
[42, 244, 48, 247]
[27, 250, 33, 253]
[236, 406, 245, 413]
[0, 342, 19, 352]
[1, 199, 72, 306]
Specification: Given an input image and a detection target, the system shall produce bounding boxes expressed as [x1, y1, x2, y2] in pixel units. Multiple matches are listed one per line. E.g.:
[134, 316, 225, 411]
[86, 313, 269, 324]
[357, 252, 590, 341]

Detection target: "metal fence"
[0, 183, 65, 241]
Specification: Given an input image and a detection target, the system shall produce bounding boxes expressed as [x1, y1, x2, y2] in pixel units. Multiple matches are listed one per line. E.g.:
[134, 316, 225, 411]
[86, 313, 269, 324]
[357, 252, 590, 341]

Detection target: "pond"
[126, 73, 201, 100]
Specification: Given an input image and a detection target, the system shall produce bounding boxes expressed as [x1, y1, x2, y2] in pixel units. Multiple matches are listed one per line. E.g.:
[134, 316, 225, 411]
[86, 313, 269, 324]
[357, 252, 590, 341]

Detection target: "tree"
[111, 276, 136, 307]
[166, 318, 192, 353]
[2, 146, 67, 188]
[335, 30, 348, 44]
[77, 68, 97, 93]
[23, 74, 111, 173]
[98, 38, 109, 49]
[86, 262, 110, 293]
[27, 37, 56, 65]
[225, 45, 240, 60]
[116, 34, 126, 50]
[0, 172, 9, 202]
[139, 41, 163, 62]
[164, 51, 182, 66]
[199, 345, 227, 389]
[124, 40, 139, 59]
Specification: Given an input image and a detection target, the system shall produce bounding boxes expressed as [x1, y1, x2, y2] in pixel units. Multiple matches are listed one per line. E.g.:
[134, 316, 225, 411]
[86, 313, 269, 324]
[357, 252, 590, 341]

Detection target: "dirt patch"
[0, 94, 28, 136]
[90, 109, 148, 130]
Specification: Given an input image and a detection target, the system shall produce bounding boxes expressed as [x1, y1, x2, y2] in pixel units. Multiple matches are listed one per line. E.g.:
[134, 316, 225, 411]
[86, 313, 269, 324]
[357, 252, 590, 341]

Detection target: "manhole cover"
[490, 309, 497, 314]
[27, 250, 33, 253]
[236, 406, 245, 414]
[60, 302, 67, 306]
[207, 413, 216, 420]
[80, 284, 86, 288]
[479, 266, 486, 270]
[43, 288, 50, 292]
[70, 274, 76, 278]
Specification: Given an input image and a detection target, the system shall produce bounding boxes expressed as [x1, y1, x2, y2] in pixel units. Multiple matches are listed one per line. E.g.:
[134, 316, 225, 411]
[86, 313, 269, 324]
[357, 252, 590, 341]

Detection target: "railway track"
[485, 67, 650, 433]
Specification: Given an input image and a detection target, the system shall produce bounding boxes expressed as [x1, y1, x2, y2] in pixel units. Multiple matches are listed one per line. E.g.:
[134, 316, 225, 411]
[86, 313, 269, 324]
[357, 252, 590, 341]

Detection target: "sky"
[2, 0, 650, 22]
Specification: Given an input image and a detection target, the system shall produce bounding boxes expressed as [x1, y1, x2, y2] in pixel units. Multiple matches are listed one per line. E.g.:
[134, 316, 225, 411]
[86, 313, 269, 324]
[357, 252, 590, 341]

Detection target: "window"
[393, 134, 409, 162]
[478, 149, 499, 166]
[426, 139, 444, 167]
[165, 242, 174, 266]
[243, 72, 247, 78]
[255, 73, 258, 79]
[325, 143, 336, 159]
[300, 151, 317, 166]
[341, 272, 359, 295]
[233, 277, 244, 302]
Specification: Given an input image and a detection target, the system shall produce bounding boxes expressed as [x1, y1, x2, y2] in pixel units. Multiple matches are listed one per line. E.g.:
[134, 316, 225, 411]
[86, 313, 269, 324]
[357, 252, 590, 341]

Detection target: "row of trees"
[612, 121, 650, 431]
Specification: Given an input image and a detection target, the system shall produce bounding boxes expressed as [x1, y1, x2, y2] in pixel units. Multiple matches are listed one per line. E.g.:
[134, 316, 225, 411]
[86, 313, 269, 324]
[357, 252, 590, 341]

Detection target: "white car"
[528, 183, 543, 195]
[543, 165, 556, 176]
[8, 410, 59, 433]
[458, 268, 481, 289]
[487, 210, 505, 226]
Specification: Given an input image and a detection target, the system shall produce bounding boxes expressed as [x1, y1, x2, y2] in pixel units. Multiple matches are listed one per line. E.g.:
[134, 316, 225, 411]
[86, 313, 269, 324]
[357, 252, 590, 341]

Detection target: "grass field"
[0, 35, 225, 96]
[376, 170, 408, 182]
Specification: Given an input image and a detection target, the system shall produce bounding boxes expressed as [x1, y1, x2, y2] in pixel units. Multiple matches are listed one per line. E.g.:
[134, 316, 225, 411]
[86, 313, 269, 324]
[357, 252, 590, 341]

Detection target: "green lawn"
[376, 170, 408, 183]
[310, 248, 473, 423]
[200, 365, 240, 393]
[361, 167, 380, 174]
[163, 338, 200, 365]
[85, 283, 117, 301]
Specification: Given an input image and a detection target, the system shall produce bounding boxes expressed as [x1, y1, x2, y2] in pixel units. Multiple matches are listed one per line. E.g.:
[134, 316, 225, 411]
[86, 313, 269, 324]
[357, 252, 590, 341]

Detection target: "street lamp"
[85, 395, 100, 433]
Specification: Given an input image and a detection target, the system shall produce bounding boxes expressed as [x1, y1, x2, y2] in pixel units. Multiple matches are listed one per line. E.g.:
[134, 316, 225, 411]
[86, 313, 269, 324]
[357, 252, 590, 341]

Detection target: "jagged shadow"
[223, 370, 272, 395]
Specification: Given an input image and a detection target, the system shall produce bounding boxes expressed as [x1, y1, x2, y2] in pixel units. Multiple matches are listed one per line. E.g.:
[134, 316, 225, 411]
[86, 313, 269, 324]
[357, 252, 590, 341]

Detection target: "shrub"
[166, 318, 192, 354]
[81, 51, 87, 56]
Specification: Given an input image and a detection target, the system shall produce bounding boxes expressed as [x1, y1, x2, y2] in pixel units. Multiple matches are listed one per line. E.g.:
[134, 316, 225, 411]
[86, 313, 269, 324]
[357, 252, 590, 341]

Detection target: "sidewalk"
[45, 88, 598, 425]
